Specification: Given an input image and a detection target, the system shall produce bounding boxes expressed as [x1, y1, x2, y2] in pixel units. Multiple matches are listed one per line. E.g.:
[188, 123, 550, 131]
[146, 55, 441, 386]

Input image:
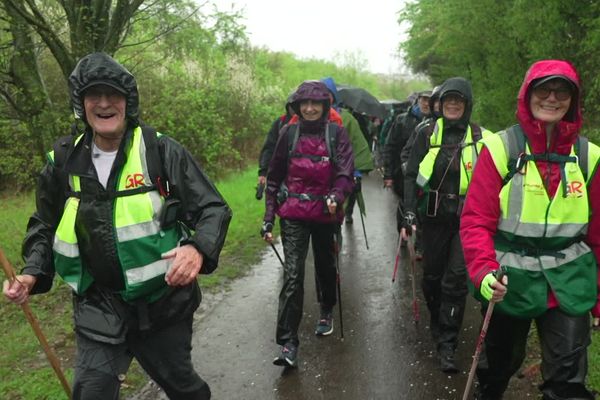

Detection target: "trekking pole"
[332, 228, 344, 339]
[358, 207, 369, 250]
[355, 184, 369, 250]
[391, 235, 402, 282]
[405, 235, 420, 323]
[0, 248, 72, 399]
[462, 268, 506, 400]
[269, 242, 285, 267]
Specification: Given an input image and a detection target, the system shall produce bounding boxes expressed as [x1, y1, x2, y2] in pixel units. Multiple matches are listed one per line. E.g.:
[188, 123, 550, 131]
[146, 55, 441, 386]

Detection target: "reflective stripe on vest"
[416, 118, 490, 195]
[484, 131, 597, 240]
[52, 127, 181, 302]
[52, 135, 93, 294]
[482, 129, 600, 317]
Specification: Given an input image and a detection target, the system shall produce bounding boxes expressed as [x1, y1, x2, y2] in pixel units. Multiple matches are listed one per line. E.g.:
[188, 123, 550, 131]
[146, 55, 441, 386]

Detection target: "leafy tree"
[399, 0, 600, 134]
[0, 0, 219, 188]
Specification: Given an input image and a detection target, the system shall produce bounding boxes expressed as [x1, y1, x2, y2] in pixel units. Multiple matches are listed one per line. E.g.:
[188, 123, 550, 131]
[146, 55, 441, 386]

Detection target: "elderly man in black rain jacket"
[2, 52, 232, 400]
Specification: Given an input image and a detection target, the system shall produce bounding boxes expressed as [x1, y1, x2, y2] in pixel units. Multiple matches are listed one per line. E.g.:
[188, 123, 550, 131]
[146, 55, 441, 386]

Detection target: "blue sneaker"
[315, 311, 334, 336]
[273, 342, 298, 368]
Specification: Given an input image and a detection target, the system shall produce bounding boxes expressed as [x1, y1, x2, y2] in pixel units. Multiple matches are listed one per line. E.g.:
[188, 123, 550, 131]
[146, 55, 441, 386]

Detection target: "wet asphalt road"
[130, 174, 538, 400]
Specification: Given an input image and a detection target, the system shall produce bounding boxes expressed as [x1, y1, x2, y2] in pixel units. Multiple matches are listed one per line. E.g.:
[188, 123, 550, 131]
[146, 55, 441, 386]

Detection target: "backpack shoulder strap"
[325, 123, 338, 165]
[470, 123, 482, 142]
[575, 136, 588, 182]
[502, 124, 527, 186]
[141, 125, 169, 196]
[502, 126, 589, 186]
[286, 122, 338, 165]
[287, 124, 300, 161]
[51, 135, 74, 168]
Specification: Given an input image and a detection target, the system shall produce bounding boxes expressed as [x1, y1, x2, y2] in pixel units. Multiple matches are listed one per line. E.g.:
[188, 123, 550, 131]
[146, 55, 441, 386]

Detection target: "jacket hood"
[290, 80, 331, 121]
[429, 84, 444, 119]
[439, 77, 473, 126]
[283, 90, 296, 116]
[516, 59, 581, 154]
[69, 52, 139, 124]
[320, 77, 339, 105]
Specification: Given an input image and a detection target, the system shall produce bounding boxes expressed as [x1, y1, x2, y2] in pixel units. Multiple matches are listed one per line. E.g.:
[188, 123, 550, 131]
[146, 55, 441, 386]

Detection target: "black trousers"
[477, 308, 592, 399]
[73, 315, 210, 400]
[276, 219, 338, 346]
[421, 219, 467, 352]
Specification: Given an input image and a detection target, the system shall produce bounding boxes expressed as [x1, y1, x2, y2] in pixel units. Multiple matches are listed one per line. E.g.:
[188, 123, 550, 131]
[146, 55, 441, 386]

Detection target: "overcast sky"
[215, 0, 409, 75]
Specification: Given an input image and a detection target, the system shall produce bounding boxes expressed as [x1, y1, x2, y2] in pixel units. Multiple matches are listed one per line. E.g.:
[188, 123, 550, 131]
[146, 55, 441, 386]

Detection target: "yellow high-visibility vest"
[52, 127, 181, 302]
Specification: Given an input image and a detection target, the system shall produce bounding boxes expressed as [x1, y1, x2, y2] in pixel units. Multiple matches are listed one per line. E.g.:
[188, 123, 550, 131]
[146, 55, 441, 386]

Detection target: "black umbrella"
[336, 85, 387, 120]
[380, 99, 403, 112]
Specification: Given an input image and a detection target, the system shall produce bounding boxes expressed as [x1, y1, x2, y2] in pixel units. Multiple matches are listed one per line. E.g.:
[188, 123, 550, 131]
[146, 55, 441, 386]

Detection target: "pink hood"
[516, 60, 582, 197]
[516, 59, 582, 155]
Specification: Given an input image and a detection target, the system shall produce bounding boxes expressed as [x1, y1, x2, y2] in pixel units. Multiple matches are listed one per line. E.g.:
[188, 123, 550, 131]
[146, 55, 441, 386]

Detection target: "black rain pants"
[73, 315, 210, 400]
[421, 219, 468, 354]
[276, 219, 338, 346]
[476, 308, 593, 400]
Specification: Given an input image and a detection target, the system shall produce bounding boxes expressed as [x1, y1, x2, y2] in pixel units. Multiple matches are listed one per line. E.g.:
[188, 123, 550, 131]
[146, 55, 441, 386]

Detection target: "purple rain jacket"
[264, 82, 354, 224]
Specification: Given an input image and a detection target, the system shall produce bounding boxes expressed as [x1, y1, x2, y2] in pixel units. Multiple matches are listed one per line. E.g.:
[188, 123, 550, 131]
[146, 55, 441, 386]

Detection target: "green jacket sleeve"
[341, 109, 373, 172]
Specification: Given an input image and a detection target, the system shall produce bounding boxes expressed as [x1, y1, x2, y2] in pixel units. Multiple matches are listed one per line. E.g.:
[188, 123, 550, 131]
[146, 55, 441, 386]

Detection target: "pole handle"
[0, 248, 73, 399]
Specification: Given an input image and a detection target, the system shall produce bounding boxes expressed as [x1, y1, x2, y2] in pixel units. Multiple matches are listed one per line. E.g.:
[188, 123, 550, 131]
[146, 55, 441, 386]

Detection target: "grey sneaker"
[315, 311, 334, 336]
[273, 342, 298, 368]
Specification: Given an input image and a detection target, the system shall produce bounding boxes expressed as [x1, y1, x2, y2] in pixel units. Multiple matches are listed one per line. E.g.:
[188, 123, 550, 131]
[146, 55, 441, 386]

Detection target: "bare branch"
[0, 86, 23, 118]
[3, 0, 73, 78]
[120, 5, 201, 49]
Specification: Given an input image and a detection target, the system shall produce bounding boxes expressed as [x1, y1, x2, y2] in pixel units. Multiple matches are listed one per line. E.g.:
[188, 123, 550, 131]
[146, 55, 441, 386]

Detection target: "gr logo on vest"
[125, 173, 145, 188]
[566, 181, 584, 197]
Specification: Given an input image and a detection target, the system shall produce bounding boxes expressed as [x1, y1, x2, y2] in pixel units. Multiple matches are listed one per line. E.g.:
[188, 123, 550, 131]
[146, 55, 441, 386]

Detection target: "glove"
[480, 268, 507, 301]
[480, 273, 496, 301]
[402, 211, 417, 234]
[260, 221, 273, 238]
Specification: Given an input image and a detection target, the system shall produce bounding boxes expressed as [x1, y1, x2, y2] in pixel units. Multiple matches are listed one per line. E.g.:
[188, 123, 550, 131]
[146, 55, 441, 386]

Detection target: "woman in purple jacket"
[262, 80, 354, 368]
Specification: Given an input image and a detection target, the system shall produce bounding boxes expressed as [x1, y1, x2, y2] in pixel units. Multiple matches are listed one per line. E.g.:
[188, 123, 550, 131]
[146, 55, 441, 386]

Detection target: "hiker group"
[258, 60, 600, 400]
[2, 51, 600, 400]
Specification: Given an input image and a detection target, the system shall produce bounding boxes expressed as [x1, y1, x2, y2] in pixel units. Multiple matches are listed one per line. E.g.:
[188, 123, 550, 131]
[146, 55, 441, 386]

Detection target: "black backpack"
[287, 122, 338, 165]
[51, 125, 169, 197]
[501, 124, 588, 191]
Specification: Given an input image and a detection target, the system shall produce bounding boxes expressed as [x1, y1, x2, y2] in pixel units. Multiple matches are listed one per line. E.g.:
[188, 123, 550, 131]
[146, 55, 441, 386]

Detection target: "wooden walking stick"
[0, 248, 72, 399]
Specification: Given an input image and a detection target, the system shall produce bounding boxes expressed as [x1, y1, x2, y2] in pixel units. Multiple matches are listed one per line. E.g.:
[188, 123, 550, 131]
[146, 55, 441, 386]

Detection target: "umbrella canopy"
[336, 85, 387, 120]
[380, 99, 403, 112]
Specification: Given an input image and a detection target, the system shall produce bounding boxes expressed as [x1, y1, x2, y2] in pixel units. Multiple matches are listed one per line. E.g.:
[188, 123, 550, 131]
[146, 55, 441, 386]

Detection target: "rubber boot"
[540, 382, 595, 400]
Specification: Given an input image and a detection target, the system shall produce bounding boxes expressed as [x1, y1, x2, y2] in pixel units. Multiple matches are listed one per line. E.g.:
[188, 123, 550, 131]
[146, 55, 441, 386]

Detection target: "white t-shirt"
[92, 142, 118, 189]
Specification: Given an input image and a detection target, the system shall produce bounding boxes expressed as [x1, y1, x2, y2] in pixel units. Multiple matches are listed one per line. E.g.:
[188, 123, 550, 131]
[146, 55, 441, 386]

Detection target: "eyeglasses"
[442, 93, 466, 104]
[532, 86, 572, 101]
[84, 87, 124, 103]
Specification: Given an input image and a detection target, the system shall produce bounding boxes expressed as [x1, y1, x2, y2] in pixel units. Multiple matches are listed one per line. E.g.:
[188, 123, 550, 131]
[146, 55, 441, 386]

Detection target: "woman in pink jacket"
[461, 60, 600, 400]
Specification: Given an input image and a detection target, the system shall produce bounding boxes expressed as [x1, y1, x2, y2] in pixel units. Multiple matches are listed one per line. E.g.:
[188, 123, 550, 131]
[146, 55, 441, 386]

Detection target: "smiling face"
[441, 93, 465, 120]
[529, 79, 572, 126]
[83, 84, 127, 140]
[299, 100, 324, 121]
